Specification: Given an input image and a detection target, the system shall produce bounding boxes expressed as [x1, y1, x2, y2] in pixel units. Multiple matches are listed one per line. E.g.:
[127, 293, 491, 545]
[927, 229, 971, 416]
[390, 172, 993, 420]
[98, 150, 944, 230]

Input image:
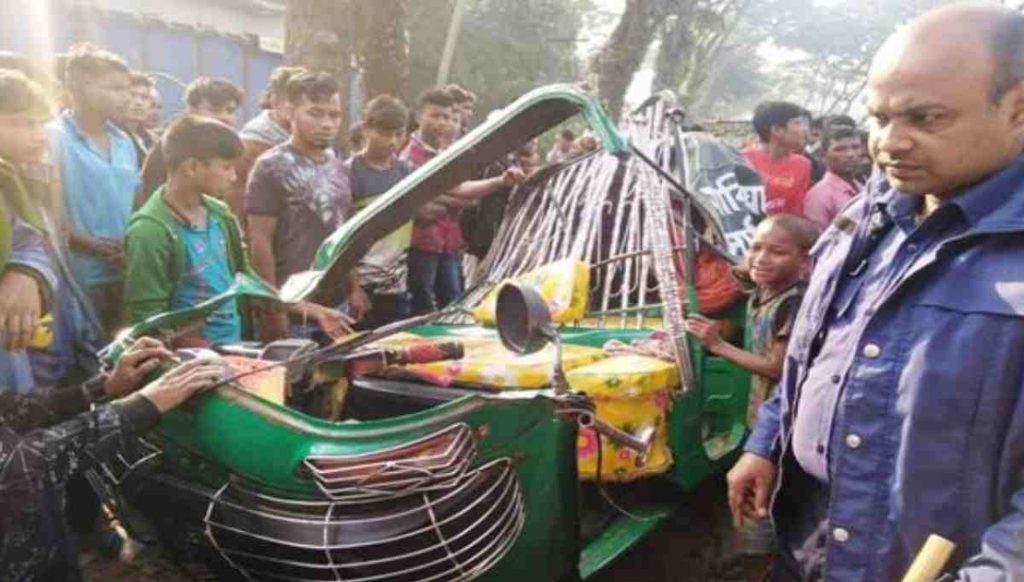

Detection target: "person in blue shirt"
[728, 4, 1024, 580]
[47, 44, 139, 335]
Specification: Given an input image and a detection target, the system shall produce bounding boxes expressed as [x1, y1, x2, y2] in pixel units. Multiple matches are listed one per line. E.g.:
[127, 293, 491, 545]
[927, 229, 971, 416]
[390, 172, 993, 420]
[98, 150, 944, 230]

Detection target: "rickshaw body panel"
[145, 387, 581, 581]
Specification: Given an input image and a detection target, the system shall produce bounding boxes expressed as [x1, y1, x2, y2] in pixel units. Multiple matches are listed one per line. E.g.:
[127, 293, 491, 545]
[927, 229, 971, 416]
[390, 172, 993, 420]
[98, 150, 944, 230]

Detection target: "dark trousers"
[769, 455, 832, 581]
[357, 292, 412, 330]
[407, 249, 463, 315]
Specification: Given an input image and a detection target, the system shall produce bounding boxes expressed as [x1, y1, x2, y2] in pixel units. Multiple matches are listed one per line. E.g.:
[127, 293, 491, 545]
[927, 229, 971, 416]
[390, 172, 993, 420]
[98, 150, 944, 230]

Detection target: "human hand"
[684, 316, 724, 353]
[105, 337, 175, 398]
[79, 235, 115, 256]
[501, 166, 526, 188]
[98, 238, 125, 270]
[346, 286, 371, 323]
[136, 357, 230, 413]
[726, 453, 778, 529]
[297, 301, 355, 338]
[0, 269, 43, 351]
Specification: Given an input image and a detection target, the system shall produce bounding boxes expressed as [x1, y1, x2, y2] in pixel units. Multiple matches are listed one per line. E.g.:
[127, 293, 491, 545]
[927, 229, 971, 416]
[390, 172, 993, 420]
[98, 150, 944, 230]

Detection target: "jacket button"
[845, 434, 862, 449]
[833, 527, 850, 543]
[862, 344, 881, 359]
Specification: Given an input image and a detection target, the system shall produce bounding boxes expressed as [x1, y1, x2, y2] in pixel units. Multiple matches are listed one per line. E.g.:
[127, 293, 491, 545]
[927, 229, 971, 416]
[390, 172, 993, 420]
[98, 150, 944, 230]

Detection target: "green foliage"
[408, 0, 591, 119]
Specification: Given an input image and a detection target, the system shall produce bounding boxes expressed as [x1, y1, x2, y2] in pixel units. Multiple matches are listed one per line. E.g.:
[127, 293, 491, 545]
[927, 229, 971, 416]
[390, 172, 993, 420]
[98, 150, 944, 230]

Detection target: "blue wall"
[0, 0, 283, 122]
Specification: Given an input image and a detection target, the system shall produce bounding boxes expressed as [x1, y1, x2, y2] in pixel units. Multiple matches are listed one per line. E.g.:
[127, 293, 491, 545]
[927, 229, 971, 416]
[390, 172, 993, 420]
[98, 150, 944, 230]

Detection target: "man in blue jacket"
[727, 4, 1024, 580]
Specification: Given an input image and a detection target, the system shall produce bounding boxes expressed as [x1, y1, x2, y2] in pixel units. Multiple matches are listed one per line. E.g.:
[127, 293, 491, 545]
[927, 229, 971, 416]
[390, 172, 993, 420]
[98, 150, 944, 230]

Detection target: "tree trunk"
[357, 0, 411, 101]
[590, 0, 666, 121]
[284, 0, 357, 131]
[669, 0, 752, 107]
[652, 10, 694, 94]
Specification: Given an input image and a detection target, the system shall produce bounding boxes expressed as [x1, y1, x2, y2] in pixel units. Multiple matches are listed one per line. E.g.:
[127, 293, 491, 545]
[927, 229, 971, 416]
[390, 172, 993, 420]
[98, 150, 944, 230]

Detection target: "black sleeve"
[772, 292, 804, 340]
[0, 376, 105, 434]
[0, 394, 161, 492]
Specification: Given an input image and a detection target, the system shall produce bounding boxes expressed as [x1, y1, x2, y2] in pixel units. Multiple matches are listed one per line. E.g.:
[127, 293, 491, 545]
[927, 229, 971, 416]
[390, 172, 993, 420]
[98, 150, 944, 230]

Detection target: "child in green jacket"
[125, 115, 346, 346]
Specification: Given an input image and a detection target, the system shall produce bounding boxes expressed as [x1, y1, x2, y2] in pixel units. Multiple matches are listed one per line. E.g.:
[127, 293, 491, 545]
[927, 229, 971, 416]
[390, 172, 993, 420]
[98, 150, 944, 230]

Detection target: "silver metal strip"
[307, 430, 474, 483]
[206, 460, 523, 582]
[206, 460, 514, 551]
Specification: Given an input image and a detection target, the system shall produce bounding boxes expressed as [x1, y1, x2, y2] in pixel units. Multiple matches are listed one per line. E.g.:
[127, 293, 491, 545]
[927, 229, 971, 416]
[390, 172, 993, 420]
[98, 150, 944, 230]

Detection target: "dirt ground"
[591, 477, 757, 582]
[81, 477, 752, 582]
[81, 550, 190, 582]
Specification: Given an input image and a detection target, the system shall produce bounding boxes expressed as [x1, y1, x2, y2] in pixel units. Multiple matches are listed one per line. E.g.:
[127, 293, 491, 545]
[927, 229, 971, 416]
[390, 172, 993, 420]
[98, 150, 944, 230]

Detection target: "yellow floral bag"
[472, 259, 590, 325]
[567, 355, 678, 481]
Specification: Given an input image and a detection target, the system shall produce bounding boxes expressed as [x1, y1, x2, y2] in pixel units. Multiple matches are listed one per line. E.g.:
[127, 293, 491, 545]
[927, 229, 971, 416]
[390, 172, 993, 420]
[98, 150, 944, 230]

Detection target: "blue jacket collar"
[871, 156, 1024, 235]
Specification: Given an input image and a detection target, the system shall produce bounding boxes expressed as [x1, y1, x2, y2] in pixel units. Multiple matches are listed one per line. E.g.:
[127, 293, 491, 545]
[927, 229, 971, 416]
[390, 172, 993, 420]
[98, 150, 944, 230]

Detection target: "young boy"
[139, 76, 246, 202]
[124, 115, 250, 345]
[686, 214, 819, 426]
[47, 44, 140, 335]
[120, 71, 157, 162]
[346, 95, 415, 328]
[402, 88, 524, 315]
[743, 102, 812, 216]
[125, 115, 344, 346]
[685, 213, 819, 574]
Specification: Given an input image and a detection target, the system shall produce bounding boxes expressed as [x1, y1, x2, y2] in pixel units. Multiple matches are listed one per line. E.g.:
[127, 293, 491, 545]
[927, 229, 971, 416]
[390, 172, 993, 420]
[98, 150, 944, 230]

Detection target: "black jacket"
[0, 380, 160, 581]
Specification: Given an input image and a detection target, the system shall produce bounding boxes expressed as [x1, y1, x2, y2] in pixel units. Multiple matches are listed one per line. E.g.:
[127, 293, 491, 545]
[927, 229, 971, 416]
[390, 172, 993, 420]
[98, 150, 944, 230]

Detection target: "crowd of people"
[740, 102, 870, 232]
[4, 1, 1024, 580]
[0, 40, 532, 579]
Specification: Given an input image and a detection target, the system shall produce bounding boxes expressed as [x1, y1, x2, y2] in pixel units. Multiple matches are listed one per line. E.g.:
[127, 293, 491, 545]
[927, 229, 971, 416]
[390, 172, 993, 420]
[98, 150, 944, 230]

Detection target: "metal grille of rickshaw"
[204, 458, 524, 581]
[302, 423, 477, 502]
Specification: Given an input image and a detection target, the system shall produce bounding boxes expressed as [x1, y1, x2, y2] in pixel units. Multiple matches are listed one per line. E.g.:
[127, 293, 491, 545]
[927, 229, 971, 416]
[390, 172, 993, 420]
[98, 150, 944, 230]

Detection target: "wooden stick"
[903, 535, 957, 582]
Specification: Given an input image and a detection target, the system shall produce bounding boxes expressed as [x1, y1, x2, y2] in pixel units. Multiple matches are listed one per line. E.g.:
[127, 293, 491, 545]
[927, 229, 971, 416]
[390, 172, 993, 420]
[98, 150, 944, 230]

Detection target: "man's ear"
[801, 254, 814, 277]
[1006, 81, 1024, 136]
[182, 158, 198, 179]
[278, 100, 294, 122]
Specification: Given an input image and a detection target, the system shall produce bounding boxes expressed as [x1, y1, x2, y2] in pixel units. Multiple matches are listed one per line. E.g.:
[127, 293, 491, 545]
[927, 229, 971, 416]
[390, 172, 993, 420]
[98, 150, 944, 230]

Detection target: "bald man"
[727, 5, 1024, 580]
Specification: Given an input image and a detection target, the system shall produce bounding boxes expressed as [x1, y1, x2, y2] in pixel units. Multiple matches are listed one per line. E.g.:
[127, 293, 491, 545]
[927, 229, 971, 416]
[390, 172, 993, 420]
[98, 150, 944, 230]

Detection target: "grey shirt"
[239, 110, 290, 146]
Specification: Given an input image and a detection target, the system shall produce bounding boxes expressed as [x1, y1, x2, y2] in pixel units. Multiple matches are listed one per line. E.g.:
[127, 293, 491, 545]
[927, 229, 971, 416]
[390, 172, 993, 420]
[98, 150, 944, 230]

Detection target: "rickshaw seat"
[472, 258, 591, 325]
